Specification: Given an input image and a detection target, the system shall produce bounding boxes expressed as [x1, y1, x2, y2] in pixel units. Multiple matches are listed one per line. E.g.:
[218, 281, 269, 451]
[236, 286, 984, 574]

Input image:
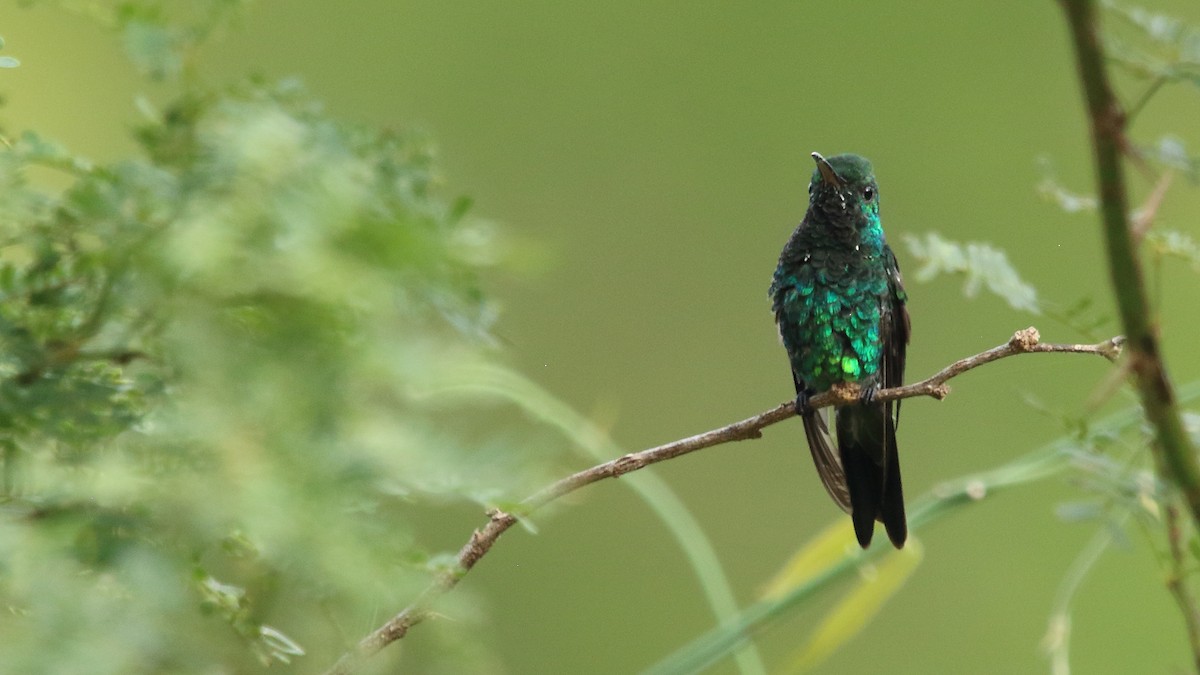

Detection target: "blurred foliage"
[1102, 0, 1200, 176]
[0, 3, 759, 673]
[1038, 156, 1101, 214]
[902, 232, 1042, 314]
[419, 359, 768, 674]
[1104, 0, 1200, 89]
[911, 168, 1119, 339]
[1147, 229, 1200, 270]
[0, 2, 572, 672]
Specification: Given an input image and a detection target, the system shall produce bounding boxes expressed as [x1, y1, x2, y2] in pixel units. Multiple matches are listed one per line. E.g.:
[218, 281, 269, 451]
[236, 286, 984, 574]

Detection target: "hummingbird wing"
[876, 244, 911, 546]
[794, 372, 853, 513]
[772, 249, 853, 513]
[882, 245, 910, 424]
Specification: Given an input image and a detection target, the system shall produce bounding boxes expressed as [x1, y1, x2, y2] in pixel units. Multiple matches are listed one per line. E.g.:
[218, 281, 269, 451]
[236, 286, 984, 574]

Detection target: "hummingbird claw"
[859, 385, 878, 406]
[795, 391, 815, 416]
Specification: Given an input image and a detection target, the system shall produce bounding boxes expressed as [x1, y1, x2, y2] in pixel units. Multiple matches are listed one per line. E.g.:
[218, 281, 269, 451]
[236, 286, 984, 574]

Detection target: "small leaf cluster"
[903, 232, 1041, 314]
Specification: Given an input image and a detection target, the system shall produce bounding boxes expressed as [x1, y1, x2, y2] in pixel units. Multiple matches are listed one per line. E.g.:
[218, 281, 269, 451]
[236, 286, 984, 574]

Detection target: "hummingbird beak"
[811, 152, 844, 188]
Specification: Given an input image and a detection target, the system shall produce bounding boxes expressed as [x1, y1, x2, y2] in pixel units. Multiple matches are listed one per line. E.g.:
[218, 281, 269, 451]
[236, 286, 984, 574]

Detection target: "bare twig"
[1131, 170, 1174, 242]
[323, 327, 1122, 675]
[1126, 74, 1168, 125]
[1165, 502, 1200, 672]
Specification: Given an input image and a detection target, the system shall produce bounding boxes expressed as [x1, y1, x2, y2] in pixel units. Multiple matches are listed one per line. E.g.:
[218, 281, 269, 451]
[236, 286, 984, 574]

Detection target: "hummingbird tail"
[802, 410, 852, 513]
[880, 418, 907, 547]
[836, 403, 907, 548]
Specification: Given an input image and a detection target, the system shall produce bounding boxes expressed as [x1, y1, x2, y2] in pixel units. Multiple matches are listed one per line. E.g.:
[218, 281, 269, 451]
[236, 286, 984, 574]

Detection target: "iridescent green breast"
[774, 263, 886, 392]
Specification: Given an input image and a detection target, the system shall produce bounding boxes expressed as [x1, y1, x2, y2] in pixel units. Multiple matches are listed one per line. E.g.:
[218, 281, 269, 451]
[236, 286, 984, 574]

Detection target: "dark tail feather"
[880, 413, 907, 547]
[836, 403, 907, 549]
[839, 444, 880, 548]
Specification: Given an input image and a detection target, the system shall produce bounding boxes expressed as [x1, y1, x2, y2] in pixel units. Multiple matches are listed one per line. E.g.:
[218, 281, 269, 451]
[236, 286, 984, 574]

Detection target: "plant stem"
[1059, 0, 1200, 537]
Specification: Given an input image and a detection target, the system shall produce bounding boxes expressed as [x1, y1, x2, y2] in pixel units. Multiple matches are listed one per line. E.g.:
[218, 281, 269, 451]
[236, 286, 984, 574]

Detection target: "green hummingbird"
[769, 152, 910, 548]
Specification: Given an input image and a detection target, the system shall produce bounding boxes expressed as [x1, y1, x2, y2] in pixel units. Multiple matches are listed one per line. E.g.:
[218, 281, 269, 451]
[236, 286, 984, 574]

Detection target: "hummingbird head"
[806, 152, 883, 250]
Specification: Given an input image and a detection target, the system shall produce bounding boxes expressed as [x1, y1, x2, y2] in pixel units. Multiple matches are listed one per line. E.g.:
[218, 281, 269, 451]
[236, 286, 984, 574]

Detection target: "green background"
[5, 2, 1200, 672]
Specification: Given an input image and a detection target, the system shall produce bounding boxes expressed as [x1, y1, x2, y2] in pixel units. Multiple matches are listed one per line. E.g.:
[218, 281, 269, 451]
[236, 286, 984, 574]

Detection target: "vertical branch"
[1058, 0, 1200, 526]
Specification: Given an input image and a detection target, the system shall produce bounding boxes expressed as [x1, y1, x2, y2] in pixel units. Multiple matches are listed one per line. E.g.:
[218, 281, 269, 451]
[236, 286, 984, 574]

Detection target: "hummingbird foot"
[859, 384, 878, 405]
[795, 390, 815, 416]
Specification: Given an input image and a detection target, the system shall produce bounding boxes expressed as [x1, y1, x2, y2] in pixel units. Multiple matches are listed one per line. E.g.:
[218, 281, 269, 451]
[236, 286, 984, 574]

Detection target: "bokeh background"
[5, 2, 1200, 673]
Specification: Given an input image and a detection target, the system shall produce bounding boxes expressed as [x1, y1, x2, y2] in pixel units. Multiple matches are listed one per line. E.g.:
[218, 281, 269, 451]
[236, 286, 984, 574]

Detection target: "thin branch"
[1125, 74, 1167, 126]
[1059, 0, 1200, 536]
[323, 327, 1122, 675]
[1131, 170, 1174, 242]
[1165, 501, 1200, 673]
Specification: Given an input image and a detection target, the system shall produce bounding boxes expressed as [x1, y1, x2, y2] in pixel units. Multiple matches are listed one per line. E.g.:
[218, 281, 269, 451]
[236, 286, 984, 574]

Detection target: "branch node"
[830, 381, 862, 404]
[612, 454, 641, 477]
[1011, 326, 1041, 351]
[966, 480, 988, 501]
[931, 384, 951, 400]
[1102, 336, 1126, 362]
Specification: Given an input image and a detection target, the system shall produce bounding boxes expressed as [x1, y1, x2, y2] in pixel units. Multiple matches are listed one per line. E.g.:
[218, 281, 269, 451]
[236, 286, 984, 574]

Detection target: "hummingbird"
[769, 152, 910, 548]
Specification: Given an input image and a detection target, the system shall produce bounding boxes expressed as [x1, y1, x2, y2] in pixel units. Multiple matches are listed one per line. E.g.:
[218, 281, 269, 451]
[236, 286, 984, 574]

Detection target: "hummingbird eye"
[863, 186, 876, 201]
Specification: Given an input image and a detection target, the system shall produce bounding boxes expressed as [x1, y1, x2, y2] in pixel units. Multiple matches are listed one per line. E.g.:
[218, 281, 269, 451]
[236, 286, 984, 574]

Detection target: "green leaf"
[782, 540, 923, 674]
[761, 519, 859, 600]
[759, 520, 923, 673]
[258, 625, 306, 664]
